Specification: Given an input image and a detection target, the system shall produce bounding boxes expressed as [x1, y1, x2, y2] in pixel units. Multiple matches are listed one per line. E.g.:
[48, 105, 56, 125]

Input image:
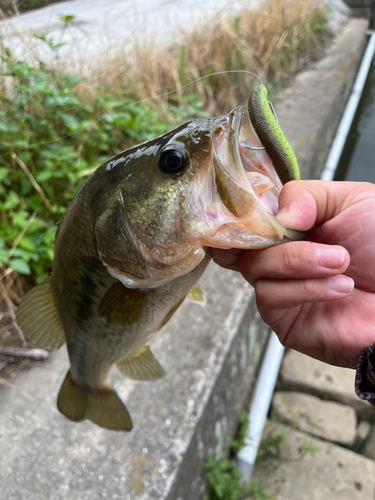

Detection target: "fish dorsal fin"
[116, 345, 165, 381]
[98, 282, 148, 326]
[186, 283, 207, 306]
[15, 278, 65, 351]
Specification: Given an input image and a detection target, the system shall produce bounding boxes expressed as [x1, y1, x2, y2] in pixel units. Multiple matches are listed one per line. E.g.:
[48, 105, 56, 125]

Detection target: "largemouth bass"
[16, 85, 306, 431]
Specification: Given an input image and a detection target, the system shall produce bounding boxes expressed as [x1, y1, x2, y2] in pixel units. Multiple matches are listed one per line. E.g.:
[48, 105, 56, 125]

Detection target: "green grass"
[204, 413, 272, 500]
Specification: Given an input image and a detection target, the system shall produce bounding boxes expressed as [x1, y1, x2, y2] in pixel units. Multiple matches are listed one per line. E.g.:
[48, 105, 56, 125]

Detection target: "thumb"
[275, 180, 355, 231]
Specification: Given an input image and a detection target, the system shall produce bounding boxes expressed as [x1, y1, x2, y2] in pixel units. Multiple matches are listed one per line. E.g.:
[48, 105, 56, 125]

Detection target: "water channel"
[335, 52, 375, 182]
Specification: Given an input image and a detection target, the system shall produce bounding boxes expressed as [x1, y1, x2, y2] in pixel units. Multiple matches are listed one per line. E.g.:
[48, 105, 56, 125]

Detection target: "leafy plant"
[257, 418, 321, 470]
[0, 0, 330, 288]
[0, 43, 181, 283]
[257, 425, 288, 469]
[229, 411, 251, 453]
[204, 413, 272, 500]
[298, 437, 320, 458]
[204, 456, 271, 500]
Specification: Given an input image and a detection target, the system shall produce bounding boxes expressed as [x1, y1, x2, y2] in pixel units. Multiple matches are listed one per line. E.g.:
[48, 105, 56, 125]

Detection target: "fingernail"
[317, 248, 345, 269]
[332, 275, 354, 294]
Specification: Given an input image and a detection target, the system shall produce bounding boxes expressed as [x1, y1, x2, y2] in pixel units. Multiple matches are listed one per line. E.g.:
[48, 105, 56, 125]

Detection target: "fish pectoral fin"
[116, 345, 165, 381]
[15, 277, 65, 351]
[57, 371, 133, 431]
[98, 282, 148, 325]
[186, 283, 207, 306]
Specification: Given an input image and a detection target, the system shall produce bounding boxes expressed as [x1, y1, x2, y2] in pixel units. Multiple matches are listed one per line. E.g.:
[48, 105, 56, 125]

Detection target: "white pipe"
[236, 29, 375, 482]
[322, 30, 375, 181]
[236, 332, 284, 479]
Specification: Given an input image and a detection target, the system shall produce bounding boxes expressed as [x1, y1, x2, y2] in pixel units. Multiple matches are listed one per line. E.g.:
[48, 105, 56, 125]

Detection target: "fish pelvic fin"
[186, 283, 207, 306]
[15, 277, 65, 351]
[116, 345, 165, 381]
[57, 371, 133, 431]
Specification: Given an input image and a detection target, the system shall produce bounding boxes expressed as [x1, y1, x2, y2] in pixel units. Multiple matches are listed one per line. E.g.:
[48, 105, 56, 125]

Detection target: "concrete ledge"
[279, 350, 375, 420]
[0, 17, 370, 500]
[253, 420, 375, 500]
[0, 267, 269, 500]
[272, 391, 357, 446]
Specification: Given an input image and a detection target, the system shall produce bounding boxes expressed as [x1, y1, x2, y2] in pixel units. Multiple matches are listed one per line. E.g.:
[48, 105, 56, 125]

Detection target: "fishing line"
[129, 70, 263, 108]
[0, 69, 263, 160]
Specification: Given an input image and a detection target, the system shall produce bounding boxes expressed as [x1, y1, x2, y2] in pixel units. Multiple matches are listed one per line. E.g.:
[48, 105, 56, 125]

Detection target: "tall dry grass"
[0, 0, 329, 114]
[88, 0, 329, 114]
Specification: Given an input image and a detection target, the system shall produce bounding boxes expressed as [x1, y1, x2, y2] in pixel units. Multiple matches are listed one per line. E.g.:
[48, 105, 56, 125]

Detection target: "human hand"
[212, 181, 375, 369]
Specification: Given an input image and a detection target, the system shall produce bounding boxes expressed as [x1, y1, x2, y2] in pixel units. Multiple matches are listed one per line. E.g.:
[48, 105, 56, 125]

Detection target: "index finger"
[238, 241, 350, 286]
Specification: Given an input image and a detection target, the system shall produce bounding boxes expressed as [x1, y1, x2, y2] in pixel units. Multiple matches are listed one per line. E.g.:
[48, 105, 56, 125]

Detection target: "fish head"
[96, 90, 306, 288]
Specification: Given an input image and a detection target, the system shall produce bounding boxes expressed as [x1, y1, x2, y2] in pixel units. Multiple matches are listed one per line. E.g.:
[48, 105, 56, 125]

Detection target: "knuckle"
[254, 280, 268, 304]
[300, 278, 317, 298]
[282, 245, 301, 272]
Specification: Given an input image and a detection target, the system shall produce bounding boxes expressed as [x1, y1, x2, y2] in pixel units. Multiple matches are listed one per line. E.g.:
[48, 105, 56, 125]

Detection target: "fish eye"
[159, 148, 187, 175]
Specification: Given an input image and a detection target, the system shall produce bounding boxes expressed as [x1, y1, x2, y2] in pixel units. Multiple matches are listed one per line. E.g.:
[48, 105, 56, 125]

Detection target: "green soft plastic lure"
[248, 84, 300, 184]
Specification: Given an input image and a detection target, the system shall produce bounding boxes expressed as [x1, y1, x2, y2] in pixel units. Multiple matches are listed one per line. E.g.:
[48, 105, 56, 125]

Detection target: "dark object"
[159, 148, 187, 175]
[0, 0, 62, 16]
[355, 343, 375, 409]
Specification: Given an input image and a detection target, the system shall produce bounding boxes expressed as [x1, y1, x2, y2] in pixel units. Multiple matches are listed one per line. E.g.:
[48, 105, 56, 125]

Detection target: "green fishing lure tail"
[248, 84, 300, 184]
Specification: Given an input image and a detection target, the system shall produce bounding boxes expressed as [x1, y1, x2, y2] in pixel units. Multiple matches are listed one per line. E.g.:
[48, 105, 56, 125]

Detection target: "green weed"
[204, 456, 271, 500]
[204, 413, 272, 500]
[298, 437, 320, 458]
[257, 425, 288, 470]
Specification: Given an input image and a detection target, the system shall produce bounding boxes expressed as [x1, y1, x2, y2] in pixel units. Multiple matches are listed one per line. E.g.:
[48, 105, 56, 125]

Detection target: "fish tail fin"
[57, 371, 133, 431]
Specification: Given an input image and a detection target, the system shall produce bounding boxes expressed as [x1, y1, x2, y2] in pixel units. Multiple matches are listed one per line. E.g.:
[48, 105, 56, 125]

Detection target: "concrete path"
[1, 0, 251, 30]
[254, 420, 375, 500]
[254, 350, 375, 499]
[0, 0, 255, 63]
[0, 264, 265, 500]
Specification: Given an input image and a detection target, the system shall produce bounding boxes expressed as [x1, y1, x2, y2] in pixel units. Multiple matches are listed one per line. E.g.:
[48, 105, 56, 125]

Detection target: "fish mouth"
[184, 105, 306, 249]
